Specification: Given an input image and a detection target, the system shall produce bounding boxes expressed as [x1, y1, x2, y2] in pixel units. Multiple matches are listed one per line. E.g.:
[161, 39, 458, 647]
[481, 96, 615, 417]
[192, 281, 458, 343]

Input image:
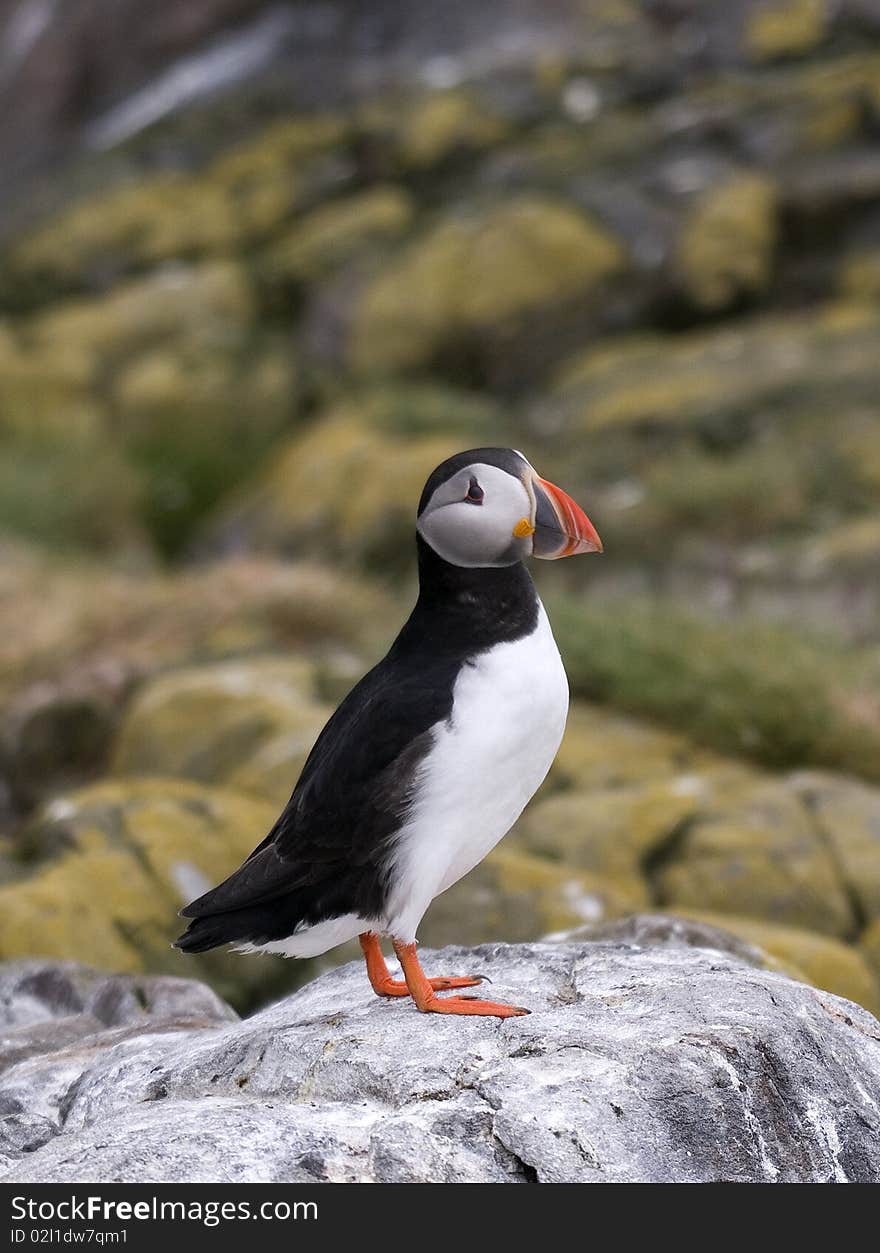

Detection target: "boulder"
[790, 771, 880, 923]
[0, 778, 295, 1010]
[545, 703, 718, 790]
[112, 657, 328, 786]
[0, 552, 388, 818]
[0, 960, 235, 1168]
[509, 781, 698, 903]
[2, 940, 880, 1182]
[421, 847, 641, 945]
[557, 911, 877, 1016]
[651, 778, 856, 938]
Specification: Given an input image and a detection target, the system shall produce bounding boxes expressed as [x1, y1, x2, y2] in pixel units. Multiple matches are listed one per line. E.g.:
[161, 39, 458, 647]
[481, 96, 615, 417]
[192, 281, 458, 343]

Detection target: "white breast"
[383, 601, 569, 943]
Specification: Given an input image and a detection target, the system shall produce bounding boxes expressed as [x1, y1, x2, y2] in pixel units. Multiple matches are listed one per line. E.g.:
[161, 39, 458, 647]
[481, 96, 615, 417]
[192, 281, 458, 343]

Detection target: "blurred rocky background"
[1, 0, 880, 1016]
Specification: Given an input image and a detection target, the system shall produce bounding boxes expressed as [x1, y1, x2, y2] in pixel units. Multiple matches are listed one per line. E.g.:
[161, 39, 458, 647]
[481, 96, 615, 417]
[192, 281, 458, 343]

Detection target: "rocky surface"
[2, 0, 880, 1056]
[2, 940, 880, 1183]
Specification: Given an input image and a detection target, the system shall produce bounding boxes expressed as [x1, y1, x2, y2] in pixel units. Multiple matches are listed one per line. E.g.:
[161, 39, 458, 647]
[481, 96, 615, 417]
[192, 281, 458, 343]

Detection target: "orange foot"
[392, 939, 529, 1019]
[359, 933, 485, 998]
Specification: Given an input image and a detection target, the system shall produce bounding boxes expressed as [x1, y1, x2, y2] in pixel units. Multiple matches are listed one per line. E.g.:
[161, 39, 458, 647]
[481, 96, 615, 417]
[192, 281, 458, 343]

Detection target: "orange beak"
[531, 475, 603, 560]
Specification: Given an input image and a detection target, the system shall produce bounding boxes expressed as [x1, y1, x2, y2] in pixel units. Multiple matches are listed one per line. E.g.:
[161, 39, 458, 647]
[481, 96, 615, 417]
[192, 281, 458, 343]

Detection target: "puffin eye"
[464, 477, 484, 505]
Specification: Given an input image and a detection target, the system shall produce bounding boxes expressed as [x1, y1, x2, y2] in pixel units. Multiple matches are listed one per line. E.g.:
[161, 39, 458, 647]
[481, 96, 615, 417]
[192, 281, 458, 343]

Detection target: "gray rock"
[2, 940, 880, 1183]
[550, 913, 772, 969]
[0, 961, 237, 1170]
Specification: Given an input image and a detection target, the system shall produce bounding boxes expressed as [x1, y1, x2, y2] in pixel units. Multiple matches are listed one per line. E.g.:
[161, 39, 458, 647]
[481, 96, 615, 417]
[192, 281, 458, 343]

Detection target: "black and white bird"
[175, 448, 601, 1017]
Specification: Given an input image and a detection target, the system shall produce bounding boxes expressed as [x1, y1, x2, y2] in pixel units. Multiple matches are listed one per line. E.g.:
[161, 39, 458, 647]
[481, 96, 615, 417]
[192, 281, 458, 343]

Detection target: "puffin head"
[417, 447, 602, 569]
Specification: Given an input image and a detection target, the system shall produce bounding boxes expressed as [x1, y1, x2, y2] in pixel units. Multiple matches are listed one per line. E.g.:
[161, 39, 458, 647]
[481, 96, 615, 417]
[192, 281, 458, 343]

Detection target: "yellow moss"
[0, 779, 280, 997]
[8, 115, 346, 284]
[655, 780, 856, 938]
[791, 773, 880, 921]
[26, 263, 254, 369]
[123, 336, 293, 409]
[745, 0, 827, 62]
[0, 554, 390, 712]
[804, 97, 860, 148]
[0, 329, 100, 436]
[228, 707, 333, 806]
[0, 843, 162, 971]
[510, 782, 698, 899]
[208, 417, 458, 565]
[838, 250, 880, 303]
[266, 186, 414, 282]
[396, 91, 508, 167]
[113, 658, 320, 783]
[549, 704, 716, 791]
[862, 918, 880, 982]
[798, 514, 880, 572]
[676, 173, 778, 310]
[676, 909, 880, 1016]
[351, 197, 625, 374]
[422, 846, 642, 946]
[553, 302, 880, 434]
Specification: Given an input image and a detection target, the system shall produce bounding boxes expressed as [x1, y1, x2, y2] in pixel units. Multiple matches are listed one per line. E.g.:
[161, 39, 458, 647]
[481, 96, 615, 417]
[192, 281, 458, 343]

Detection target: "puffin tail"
[173, 914, 238, 954]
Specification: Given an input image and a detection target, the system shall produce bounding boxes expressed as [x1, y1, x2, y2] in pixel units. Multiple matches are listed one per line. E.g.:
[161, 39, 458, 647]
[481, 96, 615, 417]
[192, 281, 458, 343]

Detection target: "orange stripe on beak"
[533, 476, 603, 559]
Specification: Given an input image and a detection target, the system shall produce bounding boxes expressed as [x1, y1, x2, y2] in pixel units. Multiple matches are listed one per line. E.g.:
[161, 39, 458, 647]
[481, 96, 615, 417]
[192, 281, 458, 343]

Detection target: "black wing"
[174, 647, 458, 950]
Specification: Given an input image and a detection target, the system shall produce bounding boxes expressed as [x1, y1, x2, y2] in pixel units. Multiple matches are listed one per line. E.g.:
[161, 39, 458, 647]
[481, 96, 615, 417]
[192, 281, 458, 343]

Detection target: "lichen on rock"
[349, 196, 625, 377]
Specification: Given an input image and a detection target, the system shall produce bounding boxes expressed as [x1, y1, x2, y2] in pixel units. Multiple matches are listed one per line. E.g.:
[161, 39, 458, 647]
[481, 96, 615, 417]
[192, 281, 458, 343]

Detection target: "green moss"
[676, 173, 778, 311]
[552, 594, 880, 782]
[350, 196, 625, 376]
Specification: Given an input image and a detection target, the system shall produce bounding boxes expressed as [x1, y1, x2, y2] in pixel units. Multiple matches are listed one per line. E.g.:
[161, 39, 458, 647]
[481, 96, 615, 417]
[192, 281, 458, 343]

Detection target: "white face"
[417, 461, 535, 568]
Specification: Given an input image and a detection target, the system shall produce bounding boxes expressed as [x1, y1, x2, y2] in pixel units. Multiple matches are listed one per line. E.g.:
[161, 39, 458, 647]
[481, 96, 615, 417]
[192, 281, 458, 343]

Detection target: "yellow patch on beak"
[512, 517, 536, 538]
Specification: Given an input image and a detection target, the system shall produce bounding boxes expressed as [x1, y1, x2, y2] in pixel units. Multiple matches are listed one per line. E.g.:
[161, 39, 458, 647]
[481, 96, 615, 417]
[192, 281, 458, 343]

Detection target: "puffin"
[175, 448, 601, 1018]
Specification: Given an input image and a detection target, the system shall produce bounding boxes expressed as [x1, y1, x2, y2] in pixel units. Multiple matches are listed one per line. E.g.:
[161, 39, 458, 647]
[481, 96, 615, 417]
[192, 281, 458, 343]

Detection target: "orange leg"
[392, 939, 529, 1018]
[359, 932, 486, 998]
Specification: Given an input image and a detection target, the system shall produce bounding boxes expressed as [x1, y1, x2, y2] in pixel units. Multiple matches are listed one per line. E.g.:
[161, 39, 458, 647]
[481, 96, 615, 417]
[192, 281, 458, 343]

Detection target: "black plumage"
[174, 526, 539, 954]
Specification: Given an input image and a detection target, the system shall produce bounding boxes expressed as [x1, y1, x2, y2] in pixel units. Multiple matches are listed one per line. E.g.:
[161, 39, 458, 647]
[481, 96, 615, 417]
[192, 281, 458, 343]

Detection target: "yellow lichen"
[351, 197, 624, 374]
[206, 416, 459, 566]
[396, 91, 508, 167]
[676, 172, 778, 310]
[266, 186, 414, 282]
[745, 0, 827, 63]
